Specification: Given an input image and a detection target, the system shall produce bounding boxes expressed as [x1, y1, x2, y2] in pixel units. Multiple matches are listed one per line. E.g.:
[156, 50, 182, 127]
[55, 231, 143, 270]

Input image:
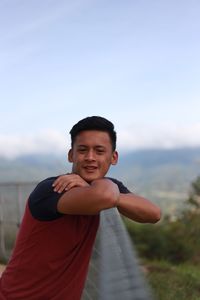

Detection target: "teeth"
[85, 166, 96, 170]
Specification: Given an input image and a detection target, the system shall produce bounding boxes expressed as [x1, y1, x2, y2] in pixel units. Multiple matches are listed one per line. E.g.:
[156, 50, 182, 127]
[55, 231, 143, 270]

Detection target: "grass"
[145, 260, 200, 300]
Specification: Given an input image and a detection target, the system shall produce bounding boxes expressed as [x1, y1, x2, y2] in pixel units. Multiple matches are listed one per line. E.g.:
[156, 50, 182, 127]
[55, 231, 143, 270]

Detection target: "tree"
[187, 176, 200, 211]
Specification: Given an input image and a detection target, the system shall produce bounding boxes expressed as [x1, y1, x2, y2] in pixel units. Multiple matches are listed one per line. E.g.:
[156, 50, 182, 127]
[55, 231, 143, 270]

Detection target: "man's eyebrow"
[77, 144, 87, 147]
[95, 145, 106, 149]
[77, 144, 106, 149]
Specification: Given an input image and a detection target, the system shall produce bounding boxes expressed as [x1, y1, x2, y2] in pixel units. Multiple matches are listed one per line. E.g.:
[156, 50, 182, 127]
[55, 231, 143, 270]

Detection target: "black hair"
[69, 116, 117, 150]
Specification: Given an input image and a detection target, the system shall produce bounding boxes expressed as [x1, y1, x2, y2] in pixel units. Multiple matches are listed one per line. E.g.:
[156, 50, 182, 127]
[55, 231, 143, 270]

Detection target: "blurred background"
[1, 1, 200, 299]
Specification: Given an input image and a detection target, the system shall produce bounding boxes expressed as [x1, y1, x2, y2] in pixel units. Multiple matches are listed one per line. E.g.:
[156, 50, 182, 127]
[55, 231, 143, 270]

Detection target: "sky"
[0, 0, 200, 158]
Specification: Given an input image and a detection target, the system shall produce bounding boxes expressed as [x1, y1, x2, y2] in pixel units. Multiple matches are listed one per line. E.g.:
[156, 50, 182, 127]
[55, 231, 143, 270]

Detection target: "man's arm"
[117, 193, 161, 223]
[56, 177, 120, 215]
[53, 174, 161, 222]
[106, 177, 161, 223]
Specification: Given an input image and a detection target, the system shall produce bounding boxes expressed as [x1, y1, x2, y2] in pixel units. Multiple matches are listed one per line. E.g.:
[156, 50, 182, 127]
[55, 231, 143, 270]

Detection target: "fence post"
[0, 195, 8, 261]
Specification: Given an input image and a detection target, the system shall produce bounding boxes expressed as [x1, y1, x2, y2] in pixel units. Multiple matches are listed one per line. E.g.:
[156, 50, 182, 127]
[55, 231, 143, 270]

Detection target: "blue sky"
[0, 0, 200, 158]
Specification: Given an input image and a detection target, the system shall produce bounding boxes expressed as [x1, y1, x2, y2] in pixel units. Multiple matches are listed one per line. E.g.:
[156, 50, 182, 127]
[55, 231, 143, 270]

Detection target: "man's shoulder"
[36, 176, 58, 188]
[30, 176, 60, 196]
[28, 176, 63, 221]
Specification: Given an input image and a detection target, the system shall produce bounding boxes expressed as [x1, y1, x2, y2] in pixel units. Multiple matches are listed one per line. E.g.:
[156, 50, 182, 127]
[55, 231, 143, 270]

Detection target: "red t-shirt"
[0, 176, 130, 299]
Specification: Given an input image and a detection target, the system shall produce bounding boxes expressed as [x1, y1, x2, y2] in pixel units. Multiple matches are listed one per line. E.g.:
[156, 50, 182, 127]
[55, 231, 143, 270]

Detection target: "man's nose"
[85, 150, 95, 160]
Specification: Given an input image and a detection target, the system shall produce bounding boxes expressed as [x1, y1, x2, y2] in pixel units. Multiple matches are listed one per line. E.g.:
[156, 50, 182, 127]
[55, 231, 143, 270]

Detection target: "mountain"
[0, 154, 70, 182]
[0, 147, 200, 215]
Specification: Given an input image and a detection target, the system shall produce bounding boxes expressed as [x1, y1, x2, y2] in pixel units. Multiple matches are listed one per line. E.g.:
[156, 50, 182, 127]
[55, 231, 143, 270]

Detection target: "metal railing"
[0, 182, 37, 261]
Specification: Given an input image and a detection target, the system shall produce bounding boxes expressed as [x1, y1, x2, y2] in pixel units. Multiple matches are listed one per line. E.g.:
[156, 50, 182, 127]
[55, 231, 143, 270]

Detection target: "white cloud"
[0, 130, 68, 159]
[0, 123, 200, 159]
[118, 122, 200, 152]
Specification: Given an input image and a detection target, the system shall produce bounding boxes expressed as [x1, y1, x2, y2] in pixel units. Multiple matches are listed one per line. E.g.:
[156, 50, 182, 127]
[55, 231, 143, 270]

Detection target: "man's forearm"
[57, 179, 120, 215]
[117, 193, 161, 223]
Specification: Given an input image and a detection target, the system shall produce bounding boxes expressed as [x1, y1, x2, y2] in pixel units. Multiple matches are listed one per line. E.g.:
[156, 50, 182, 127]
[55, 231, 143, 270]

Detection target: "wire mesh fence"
[0, 183, 154, 300]
[0, 182, 37, 261]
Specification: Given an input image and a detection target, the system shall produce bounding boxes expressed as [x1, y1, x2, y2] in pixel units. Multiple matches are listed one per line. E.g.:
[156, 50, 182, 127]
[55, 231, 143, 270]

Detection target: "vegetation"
[147, 260, 200, 300]
[125, 175, 200, 299]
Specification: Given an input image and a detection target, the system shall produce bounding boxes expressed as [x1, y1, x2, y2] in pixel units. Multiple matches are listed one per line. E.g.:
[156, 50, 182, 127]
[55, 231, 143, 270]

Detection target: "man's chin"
[83, 176, 99, 183]
[81, 173, 102, 183]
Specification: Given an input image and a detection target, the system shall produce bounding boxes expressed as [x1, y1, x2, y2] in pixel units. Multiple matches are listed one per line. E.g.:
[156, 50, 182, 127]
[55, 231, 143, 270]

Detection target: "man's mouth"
[83, 166, 98, 172]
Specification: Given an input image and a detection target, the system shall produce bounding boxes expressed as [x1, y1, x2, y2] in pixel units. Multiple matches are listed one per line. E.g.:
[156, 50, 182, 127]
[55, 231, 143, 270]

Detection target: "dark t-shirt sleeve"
[106, 177, 131, 194]
[28, 177, 64, 221]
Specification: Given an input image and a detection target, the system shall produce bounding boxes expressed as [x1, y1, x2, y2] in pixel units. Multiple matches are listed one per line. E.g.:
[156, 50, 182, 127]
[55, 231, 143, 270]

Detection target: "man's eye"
[78, 149, 87, 153]
[96, 150, 105, 154]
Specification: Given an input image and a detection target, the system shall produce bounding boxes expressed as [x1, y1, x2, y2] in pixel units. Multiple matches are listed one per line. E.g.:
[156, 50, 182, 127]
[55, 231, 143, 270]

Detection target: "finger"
[65, 180, 89, 190]
[52, 179, 59, 187]
[53, 176, 71, 189]
[57, 179, 75, 193]
[54, 181, 68, 192]
[64, 182, 79, 191]
[52, 174, 71, 187]
[52, 178, 65, 188]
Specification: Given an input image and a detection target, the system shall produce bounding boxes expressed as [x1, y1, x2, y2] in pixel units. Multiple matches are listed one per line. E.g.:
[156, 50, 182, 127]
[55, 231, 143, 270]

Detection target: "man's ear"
[111, 151, 118, 165]
[68, 149, 73, 162]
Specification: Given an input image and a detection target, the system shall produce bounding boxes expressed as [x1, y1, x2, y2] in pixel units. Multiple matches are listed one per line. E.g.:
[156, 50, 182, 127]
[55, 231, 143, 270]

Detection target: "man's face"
[68, 130, 118, 182]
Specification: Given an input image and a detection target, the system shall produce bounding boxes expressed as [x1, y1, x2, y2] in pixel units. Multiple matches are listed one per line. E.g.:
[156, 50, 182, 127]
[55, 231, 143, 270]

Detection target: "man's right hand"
[52, 174, 89, 193]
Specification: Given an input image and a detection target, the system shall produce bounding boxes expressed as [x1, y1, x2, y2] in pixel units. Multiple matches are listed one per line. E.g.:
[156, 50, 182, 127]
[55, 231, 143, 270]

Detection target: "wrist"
[114, 194, 120, 207]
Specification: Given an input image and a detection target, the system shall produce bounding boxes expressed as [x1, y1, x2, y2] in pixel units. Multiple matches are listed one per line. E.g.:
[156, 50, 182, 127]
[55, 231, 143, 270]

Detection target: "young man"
[0, 116, 161, 300]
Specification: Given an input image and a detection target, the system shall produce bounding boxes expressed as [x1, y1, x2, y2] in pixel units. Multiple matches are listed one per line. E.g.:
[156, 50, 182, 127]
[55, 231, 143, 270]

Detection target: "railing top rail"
[0, 182, 38, 186]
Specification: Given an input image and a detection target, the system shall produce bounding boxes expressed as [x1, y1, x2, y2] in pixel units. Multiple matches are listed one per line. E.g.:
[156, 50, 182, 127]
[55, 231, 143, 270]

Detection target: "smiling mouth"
[84, 166, 97, 172]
